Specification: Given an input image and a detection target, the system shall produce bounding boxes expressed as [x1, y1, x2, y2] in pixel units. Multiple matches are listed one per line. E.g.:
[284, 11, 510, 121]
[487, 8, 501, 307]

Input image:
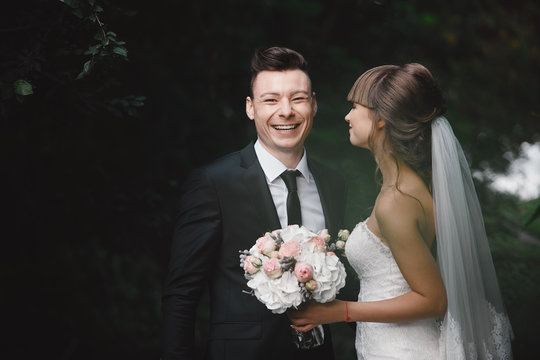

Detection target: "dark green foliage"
[3, 0, 539, 359]
[523, 198, 540, 229]
[59, 0, 129, 79]
[13, 79, 34, 96]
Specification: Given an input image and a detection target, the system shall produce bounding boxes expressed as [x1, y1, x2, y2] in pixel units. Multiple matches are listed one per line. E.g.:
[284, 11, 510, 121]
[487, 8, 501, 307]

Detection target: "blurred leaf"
[59, 0, 81, 9]
[112, 46, 128, 57]
[13, 80, 33, 96]
[85, 44, 102, 55]
[76, 60, 93, 80]
[420, 13, 437, 26]
[523, 198, 540, 229]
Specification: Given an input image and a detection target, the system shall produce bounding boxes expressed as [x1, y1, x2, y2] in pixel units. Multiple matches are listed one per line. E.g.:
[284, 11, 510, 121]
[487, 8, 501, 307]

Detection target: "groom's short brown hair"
[249, 46, 310, 96]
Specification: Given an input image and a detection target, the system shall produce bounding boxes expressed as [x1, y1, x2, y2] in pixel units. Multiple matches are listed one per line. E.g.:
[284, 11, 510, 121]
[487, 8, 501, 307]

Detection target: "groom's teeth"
[274, 125, 297, 130]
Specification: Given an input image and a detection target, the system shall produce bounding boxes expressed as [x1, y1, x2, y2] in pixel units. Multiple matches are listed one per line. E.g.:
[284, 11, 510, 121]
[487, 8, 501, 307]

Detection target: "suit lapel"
[240, 143, 282, 232]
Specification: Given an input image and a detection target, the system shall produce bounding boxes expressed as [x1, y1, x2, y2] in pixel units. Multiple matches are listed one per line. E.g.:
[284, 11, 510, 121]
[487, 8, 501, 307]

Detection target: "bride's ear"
[376, 117, 386, 129]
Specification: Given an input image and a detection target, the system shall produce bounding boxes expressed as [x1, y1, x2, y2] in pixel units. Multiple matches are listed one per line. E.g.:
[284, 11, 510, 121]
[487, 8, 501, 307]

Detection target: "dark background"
[2, 0, 539, 359]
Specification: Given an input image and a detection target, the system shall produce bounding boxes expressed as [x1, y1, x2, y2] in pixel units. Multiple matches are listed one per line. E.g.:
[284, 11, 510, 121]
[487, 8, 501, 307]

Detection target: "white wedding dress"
[345, 219, 441, 360]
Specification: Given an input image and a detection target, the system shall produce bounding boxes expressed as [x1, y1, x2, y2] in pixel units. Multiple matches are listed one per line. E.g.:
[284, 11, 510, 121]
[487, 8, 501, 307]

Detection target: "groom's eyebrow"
[290, 90, 310, 97]
[258, 92, 280, 97]
[259, 90, 310, 97]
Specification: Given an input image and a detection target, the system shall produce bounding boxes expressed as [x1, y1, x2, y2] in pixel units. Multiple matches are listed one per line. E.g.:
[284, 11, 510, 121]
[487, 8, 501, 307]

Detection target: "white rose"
[336, 240, 346, 250]
[338, 229, 350, 241]
[281, 225, 318, 244]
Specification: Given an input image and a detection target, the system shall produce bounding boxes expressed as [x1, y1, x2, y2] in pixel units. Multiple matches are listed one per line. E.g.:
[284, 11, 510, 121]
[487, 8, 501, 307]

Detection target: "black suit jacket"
[162, 143, 346, 360]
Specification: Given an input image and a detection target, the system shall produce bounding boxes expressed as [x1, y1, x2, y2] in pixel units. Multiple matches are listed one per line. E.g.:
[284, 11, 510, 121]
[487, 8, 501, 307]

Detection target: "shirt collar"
[254, 140, 313, 183]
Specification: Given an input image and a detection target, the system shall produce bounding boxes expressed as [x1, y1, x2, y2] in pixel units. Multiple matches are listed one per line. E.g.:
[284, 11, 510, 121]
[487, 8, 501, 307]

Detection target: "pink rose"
[294, 262, 313, 283]
[269, 251, 280, 258]
[310, 236, 327, 253]
[318, 229, 331, 243]
[244, 255, 262, 275]
[279, 241, 301, 258]
[256, 235, 277, 256]
[305, 279, 318, 291]
[263, 258, 283, 279]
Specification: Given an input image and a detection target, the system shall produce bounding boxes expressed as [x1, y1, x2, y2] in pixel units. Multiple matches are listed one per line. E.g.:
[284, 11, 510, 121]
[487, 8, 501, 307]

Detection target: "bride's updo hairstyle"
[347, 63, 446, 187]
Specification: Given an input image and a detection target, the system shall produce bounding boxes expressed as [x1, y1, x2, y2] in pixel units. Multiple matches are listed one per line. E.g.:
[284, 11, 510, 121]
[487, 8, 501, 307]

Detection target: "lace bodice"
[345, 220, 411, 302]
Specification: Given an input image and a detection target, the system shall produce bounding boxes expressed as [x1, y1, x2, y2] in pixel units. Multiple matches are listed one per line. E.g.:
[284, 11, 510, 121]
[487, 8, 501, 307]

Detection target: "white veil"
[432, 117, 513, 359]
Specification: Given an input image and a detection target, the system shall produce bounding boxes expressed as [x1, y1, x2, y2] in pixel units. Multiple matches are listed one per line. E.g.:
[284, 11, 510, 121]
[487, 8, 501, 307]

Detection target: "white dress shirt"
[254, 140, 325, 232]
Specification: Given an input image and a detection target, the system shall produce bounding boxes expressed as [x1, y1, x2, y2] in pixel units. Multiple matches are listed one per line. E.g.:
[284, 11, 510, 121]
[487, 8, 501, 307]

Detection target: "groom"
[161, 46, 346, 360]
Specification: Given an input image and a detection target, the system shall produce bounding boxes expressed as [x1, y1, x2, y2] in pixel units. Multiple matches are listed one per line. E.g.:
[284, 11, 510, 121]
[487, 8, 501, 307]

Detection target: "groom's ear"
[246, 96, 255, 120]
[311, 91, 317, 115]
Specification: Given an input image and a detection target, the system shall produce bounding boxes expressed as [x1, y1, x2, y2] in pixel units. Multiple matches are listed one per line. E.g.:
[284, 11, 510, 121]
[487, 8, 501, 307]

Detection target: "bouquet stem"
[291, 324, 324, 349]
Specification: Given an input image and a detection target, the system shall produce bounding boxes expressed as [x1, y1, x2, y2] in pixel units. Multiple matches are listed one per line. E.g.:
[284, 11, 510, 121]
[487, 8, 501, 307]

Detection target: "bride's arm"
[289, 191, 447, 331]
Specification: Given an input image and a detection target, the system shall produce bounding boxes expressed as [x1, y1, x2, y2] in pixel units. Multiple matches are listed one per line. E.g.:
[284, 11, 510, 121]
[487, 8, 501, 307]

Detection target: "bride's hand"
[288, 302, 320, 332]
[288, 300, 344, 332]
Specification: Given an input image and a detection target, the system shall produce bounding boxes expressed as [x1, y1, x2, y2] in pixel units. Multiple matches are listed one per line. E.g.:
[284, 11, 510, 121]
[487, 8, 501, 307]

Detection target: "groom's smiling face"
[246, 69, 317, 160]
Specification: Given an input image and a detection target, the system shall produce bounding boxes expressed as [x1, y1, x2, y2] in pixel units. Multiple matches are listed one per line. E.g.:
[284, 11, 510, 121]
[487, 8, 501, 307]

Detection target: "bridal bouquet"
[239, 225, 348, 348]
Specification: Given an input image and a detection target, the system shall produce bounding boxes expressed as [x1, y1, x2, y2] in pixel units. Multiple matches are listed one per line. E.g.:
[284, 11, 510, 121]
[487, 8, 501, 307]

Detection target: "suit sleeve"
[161, 168, 222, 360]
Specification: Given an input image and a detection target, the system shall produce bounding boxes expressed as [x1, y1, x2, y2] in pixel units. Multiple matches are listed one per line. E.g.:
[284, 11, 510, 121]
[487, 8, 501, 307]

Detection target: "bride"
[289, 63, 513, 359]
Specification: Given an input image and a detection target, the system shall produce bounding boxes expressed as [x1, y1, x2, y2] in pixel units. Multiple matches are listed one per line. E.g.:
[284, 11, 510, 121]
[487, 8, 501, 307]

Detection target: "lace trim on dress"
[360, 219, 391, 252]
[439, 301, 513, 360]
[487, 302, 513, 360]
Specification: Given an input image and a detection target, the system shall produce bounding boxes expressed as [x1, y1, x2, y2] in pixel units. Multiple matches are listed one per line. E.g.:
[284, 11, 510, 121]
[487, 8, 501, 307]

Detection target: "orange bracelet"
[345, 301, 351, 322]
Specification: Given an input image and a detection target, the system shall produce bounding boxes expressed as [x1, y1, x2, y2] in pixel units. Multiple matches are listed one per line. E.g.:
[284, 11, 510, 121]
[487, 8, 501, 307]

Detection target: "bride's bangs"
[347, 70, 378, 108]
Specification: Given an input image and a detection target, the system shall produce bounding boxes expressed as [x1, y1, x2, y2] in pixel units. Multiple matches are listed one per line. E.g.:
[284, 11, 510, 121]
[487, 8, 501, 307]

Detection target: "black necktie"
[280, 170, 302, 226]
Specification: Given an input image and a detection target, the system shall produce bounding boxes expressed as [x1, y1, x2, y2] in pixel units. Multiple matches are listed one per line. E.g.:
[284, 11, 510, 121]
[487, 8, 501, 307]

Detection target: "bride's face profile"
[345, 103, 383, 150]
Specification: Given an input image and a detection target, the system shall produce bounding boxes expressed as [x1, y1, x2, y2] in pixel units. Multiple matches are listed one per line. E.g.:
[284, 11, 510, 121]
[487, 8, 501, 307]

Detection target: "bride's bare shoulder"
[376, 182, 432, 222]
[375, 187, 419, 218]
[374, 181, 434, 244]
